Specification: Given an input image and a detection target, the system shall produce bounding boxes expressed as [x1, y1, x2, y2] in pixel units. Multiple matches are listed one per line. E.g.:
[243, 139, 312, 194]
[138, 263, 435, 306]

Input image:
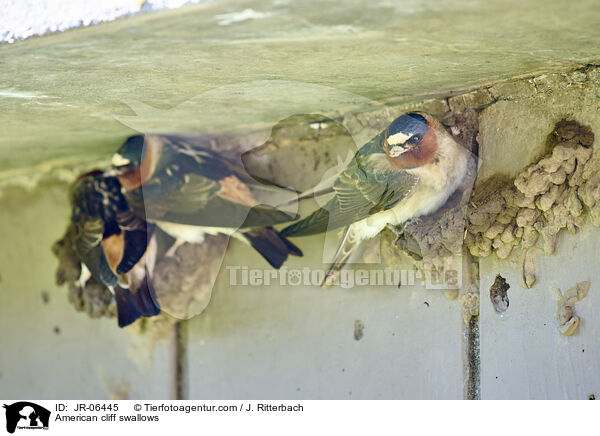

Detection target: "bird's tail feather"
[114, 279, 160, 328]
[322, 226, 362, 289]
[242, 227, 303, 269]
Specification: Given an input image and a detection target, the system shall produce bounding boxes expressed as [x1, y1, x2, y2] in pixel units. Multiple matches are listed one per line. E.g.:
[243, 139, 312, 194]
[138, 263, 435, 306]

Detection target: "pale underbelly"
[350, 183, 453, 240]
[155, 220, 241, 243]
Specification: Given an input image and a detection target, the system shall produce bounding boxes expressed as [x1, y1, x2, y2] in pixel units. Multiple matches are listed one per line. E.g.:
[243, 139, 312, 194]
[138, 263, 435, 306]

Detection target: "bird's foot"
[387, 218, 422, 247]
[387, 221, 409, 247]
[165, 238, 186, 258]
[409, 217, 422, 228]
[387, 223, 408, 247]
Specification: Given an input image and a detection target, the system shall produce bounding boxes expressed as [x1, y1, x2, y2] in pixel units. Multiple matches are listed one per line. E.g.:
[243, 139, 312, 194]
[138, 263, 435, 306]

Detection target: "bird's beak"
[103, 167, 126, 177]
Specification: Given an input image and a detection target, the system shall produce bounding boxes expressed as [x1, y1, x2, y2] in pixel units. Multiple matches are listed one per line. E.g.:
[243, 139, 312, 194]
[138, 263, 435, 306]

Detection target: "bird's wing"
[127, 174, 298, 228]
[281, 152, 418, 237]
[165, 136, 302, 207]
[73, 217, 119, 287]
[126, 144, 299, 228]
[129, 173, 220, 217]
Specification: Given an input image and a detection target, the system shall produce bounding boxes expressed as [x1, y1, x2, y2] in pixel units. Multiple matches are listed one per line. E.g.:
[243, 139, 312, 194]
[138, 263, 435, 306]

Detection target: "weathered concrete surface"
[477, 68, 600, 182]
[2, 0, 600, 174]
[0, 185, 172, 399]
[186, 235, 464, 399]
[2, 66, 600, 399]
[473, 68, 600, 399]
[480, 225, 600, 399]
[0, 178, 465, 400]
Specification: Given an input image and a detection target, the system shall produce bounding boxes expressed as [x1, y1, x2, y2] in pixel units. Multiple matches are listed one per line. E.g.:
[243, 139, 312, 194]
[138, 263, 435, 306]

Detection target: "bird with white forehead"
[281, 112, 471, 286]
[107, 134, 303, 269]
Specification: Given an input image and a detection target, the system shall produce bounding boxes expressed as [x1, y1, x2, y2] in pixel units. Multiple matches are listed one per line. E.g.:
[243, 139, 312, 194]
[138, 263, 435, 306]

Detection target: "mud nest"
[52, 223, 228, 325]
[380, 120, 596, 291]
[465, 120, 595, 261]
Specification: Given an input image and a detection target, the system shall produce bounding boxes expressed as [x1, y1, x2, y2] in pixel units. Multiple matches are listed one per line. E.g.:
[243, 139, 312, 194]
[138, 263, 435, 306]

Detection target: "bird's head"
[107, 135, 158, 190]
[111, 135, 146, 173]
[384, 112, 440, 170]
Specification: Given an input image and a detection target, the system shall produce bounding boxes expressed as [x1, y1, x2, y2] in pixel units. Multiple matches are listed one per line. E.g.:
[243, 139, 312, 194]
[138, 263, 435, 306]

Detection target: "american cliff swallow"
[68, 170, 160, 326]
[107, 134, 302, 268]
[281, 112, 471, 284]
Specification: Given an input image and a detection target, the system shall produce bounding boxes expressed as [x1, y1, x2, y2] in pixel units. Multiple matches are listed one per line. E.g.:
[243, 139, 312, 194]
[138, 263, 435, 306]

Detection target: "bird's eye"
[407, 134, 422, 144]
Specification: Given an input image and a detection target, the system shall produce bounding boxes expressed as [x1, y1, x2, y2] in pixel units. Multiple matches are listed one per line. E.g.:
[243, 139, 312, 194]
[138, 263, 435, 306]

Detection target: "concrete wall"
[480, 226, 600, 399]
[0, 183, 464, 399]
[0, 185, 171, 399]
[187, 235, 464, 399]
[3, 67, 600, 399]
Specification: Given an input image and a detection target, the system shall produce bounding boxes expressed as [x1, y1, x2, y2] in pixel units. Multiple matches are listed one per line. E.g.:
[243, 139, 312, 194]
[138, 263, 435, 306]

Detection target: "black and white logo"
[3, 402, 50, 433]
